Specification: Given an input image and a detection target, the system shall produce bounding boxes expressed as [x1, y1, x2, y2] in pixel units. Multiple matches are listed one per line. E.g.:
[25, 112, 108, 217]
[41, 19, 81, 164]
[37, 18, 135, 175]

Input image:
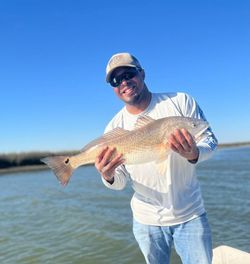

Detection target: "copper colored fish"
[41, 116, 209, 185]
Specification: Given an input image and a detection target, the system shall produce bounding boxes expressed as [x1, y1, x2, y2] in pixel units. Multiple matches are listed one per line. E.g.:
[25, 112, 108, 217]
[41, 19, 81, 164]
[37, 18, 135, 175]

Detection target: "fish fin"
[81, 128, 130, 152]
[155, 160, 168, 175]
[134, 116, 155, 129]
[155, 143, 170, 175]
[41, 156, 73, 186]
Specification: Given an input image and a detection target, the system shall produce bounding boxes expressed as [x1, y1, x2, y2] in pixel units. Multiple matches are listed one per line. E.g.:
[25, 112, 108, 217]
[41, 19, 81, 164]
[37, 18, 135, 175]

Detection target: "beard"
[124, 93, 141, 105]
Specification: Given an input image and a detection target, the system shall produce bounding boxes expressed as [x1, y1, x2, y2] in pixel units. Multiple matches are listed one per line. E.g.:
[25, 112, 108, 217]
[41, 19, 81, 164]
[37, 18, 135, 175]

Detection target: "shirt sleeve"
[101, 165, 130, 190]
[181, 93, 218, 164]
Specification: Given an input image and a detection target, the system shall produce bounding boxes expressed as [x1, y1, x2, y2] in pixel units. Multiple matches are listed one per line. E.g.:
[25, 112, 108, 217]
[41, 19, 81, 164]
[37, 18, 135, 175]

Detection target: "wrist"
[103, 175, 114, 184]
[188, 148, 199, 164]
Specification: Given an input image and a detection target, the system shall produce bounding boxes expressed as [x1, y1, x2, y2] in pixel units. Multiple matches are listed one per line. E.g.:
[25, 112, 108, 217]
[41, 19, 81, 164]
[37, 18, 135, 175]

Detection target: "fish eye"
[191, 123, 197, 128]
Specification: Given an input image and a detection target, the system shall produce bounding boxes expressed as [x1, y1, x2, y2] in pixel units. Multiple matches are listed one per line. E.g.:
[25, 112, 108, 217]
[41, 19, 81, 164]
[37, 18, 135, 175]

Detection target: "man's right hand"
[95, 146, 124, 184]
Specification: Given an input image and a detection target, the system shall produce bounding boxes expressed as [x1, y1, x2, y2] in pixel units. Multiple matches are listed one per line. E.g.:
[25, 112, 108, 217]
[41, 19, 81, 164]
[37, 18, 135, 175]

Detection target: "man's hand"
[95, 146, 124, 184]
[168, 129, 199, 162]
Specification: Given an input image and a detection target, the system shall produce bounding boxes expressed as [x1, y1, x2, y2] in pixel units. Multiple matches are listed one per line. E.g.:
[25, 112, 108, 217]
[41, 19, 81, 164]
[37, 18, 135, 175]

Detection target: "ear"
[140, 69, 145, 80]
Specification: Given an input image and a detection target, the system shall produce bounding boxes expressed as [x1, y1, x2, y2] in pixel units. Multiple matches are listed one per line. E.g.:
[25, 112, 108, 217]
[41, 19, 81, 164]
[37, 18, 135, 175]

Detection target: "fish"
[41, 116, 209, 186]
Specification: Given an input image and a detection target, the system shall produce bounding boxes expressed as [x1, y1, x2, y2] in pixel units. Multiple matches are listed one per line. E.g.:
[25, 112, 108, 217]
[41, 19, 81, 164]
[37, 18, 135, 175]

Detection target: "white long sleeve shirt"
[102, 92, 217, 226]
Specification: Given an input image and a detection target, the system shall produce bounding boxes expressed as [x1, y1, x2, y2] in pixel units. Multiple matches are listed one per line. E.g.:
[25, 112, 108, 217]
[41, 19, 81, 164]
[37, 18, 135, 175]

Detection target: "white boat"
[213, 245, 250, 264]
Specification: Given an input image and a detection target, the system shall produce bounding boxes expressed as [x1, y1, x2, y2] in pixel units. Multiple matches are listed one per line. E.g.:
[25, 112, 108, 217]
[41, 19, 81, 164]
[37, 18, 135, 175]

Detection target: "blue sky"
[0, 0, 249, 153]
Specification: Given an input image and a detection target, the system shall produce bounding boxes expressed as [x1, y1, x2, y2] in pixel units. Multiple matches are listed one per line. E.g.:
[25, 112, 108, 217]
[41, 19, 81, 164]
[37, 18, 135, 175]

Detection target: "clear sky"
[1, 0, 249, 153]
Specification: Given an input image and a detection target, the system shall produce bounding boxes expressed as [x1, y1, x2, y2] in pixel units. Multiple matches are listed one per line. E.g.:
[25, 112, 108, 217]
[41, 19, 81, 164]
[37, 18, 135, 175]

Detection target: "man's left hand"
[168, 129, 199, 162]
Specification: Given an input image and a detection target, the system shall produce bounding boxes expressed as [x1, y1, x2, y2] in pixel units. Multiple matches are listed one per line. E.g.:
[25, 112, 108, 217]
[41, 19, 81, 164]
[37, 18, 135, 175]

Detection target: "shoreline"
[0, 165, 49, 175]
[218, 142, 250, 148]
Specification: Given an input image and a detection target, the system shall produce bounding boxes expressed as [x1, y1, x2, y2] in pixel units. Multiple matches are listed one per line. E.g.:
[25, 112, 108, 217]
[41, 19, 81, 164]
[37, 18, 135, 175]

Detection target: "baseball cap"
[106, 52, 142, 83]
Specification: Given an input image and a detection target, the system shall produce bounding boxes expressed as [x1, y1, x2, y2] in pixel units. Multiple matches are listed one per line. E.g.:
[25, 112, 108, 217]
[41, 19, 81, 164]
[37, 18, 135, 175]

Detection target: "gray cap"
[106, 52, 142, 83]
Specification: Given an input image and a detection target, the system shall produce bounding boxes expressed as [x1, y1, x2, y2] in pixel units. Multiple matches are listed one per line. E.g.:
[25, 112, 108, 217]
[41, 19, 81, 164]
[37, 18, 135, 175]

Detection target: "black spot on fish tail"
[41, 156, 73, 186]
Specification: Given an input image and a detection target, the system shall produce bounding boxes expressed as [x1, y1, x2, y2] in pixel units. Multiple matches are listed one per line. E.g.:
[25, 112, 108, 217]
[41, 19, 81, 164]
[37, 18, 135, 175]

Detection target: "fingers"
[95, 146, 125, 182]
[181, 129, 195, 147]
[96, 146, 107, 164]
[168, 129, 198, 161]
[169, 129, 192, 152]
[100, 151, 123, 173]
[97, 146, 115, 167]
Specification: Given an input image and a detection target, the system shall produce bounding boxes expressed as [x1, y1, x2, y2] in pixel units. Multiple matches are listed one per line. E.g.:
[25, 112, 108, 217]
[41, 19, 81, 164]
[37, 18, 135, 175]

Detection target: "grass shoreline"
[0, 165, 48, 175]
[0, 150, 77, 175]
[217, 142, 250, 148]
[0, 142, 249, 175]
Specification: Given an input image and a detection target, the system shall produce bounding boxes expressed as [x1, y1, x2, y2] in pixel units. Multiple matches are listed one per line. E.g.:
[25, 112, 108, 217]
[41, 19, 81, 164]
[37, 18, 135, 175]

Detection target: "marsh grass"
[218, 141, 250, 148]
[0, 151, 77, 169]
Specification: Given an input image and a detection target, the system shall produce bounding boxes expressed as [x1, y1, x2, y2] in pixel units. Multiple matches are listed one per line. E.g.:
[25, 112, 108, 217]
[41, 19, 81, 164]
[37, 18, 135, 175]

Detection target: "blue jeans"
[133, 213, 212, 264]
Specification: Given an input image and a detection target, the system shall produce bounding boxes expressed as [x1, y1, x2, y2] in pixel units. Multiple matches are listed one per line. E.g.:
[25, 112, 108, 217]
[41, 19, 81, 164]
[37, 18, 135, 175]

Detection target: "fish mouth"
[194, 122, 209, 141]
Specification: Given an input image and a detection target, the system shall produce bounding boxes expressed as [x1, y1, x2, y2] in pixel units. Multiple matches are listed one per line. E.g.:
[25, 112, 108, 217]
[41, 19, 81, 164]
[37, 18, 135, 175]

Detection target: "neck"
[125, 85, 152, 115]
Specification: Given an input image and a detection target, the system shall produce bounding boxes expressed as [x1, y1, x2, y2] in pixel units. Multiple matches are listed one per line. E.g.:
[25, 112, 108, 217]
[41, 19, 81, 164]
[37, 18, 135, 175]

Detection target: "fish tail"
[41, 156, 74, 186]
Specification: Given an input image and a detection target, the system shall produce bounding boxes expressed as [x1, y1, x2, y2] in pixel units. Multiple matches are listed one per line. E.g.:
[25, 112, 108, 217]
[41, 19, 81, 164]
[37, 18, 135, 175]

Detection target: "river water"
[0, 146, 249, 263]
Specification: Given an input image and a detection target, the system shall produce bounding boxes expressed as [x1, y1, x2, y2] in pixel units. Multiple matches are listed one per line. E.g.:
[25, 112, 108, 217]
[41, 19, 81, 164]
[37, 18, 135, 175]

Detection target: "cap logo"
[109, 55, 124, 67]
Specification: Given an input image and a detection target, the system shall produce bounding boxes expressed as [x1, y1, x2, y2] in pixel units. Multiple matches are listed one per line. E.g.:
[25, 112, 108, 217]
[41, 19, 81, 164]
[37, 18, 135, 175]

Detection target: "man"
[95, 52, 217, 264]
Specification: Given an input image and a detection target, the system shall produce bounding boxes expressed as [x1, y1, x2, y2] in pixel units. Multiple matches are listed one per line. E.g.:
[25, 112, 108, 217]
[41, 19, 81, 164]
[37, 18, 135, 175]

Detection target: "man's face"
[110, 67, 145, 105]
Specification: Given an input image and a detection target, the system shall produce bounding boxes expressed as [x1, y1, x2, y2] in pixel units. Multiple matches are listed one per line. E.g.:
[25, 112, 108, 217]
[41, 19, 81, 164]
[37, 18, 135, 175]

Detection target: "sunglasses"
[110, 68, 140, 87]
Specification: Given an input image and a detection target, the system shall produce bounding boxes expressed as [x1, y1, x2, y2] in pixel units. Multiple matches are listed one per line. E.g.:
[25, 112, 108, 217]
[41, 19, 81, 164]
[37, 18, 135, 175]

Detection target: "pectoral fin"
[155, 160, 168, 175]
[154, 142, 170, 175]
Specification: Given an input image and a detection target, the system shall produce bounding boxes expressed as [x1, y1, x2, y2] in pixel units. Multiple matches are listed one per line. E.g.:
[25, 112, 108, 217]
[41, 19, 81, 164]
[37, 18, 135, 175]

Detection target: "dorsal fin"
[81, 127, 130, 152]
[134, 115, 155, 129]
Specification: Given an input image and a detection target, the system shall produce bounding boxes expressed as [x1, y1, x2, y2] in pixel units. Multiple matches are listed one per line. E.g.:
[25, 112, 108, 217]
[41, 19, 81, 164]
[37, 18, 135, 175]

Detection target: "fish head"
[180, 117, 209, 140]
[163, 117, 209, 140]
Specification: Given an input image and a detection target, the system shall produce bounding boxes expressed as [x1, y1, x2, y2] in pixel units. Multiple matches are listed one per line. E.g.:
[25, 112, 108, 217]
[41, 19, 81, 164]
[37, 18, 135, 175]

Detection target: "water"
[0, 147, 249, 264]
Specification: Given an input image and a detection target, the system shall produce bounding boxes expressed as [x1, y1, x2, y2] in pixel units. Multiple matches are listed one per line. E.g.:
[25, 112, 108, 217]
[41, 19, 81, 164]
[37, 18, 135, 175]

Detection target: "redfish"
[41, 116, 209, 185]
